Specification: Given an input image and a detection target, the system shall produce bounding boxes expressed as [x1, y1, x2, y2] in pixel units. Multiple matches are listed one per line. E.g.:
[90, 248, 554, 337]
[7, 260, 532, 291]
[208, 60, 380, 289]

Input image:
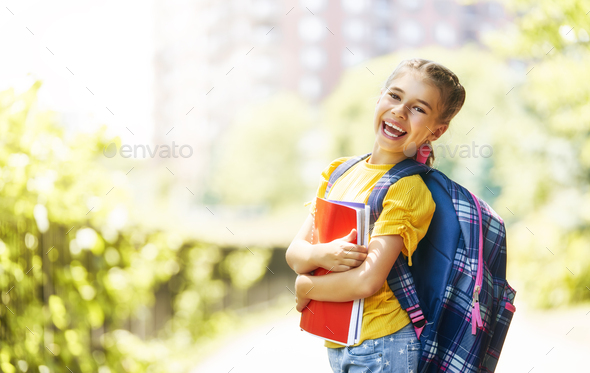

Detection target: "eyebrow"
[389, 87, 433, 111]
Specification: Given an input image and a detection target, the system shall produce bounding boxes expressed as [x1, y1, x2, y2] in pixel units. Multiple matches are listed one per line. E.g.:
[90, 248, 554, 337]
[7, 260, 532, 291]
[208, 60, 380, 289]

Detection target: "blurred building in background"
[152, 0, 507, 204]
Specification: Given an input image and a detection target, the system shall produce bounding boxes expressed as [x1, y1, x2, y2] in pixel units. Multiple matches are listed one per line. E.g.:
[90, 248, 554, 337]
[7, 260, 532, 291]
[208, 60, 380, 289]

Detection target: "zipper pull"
[473, 285, 480, 304]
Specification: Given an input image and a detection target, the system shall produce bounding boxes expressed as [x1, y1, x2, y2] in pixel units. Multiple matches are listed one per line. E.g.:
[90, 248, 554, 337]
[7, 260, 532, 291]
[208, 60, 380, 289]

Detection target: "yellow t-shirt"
[303, 155, 436, 349]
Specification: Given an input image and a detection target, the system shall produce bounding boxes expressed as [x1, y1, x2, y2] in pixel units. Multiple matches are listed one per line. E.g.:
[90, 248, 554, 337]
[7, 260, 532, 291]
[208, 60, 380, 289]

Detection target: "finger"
[355, 245, 368, 253]
[342, 259, 363, 268]
[344, 252, 367, 261]
[344, 245, 367, 254]
[330, 265, 351, 272]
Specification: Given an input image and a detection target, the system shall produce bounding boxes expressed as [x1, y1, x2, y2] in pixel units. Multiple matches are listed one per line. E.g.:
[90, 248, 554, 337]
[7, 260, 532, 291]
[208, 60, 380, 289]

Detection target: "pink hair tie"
[416, 143, 432, 164]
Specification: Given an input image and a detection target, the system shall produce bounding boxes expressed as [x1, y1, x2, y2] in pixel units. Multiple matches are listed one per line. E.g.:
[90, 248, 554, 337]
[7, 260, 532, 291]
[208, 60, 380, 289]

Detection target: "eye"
[389, 93, 400, 100]
[414, 107, 426, 114]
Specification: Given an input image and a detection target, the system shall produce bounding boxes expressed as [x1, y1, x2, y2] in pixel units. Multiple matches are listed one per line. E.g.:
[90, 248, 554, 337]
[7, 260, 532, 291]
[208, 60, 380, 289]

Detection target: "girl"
[286, 58, 466, 373]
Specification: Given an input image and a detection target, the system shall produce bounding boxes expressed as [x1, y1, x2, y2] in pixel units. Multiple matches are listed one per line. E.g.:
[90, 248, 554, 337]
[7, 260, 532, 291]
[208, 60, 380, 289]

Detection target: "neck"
[368, 143, 410, 165]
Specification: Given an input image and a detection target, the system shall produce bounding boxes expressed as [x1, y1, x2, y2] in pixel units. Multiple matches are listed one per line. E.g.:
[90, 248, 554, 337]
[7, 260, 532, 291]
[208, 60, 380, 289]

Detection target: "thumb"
[346, 228, 357, 238]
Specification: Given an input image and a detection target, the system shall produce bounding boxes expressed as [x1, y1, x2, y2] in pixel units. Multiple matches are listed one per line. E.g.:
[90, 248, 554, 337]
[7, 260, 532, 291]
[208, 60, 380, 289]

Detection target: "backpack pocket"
[481, 281, 516, 371]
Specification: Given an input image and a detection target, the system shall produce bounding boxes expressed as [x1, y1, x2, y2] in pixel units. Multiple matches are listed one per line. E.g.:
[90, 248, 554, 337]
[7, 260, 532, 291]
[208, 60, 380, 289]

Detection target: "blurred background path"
[192, 302, 590, 373]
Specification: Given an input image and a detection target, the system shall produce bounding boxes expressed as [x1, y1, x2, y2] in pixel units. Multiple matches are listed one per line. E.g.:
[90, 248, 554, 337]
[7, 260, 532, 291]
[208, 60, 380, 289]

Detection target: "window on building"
[374, 0, 391, 12]
[433, 0, 452, 16]
[342, 0, 367, 14]
[398, 20, 424, 45]
[434, 22, 456, 46]
[300, 0, 328, 13]
[299, 76, 322, 99]
[463, 28, 478, 42]
[298, 16, 326, 42]
[463, 4, 478, 17]
[253, 56, 276, 78]
[487, 2, 504, 18]
[251, 0, 276, 18]
[400, 0, 422, 11]
[300, 46, 327, 71]
[343, 19, 366, 42]
[253, 84, 274, 99]
[341, 48, 366, 67]
[254, 24, 279, 44]
[375, 24, 393, 51]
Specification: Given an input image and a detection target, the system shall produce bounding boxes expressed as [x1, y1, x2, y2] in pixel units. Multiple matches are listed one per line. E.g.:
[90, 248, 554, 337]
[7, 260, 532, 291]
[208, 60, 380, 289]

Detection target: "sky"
[0, 0, 155, 145]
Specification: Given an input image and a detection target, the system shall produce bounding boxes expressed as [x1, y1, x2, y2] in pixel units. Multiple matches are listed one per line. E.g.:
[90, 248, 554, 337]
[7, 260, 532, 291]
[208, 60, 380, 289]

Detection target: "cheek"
[375, 101, 389, 116]
[408, 118, 428, 135]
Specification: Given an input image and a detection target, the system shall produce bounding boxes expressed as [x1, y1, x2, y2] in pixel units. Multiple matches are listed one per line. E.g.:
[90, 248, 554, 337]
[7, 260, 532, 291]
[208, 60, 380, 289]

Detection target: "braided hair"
[383, 59, 466, 167]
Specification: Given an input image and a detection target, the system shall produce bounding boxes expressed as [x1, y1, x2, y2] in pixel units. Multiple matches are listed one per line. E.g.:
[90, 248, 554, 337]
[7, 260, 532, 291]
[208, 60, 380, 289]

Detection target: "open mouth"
[382, 121, 407, 139]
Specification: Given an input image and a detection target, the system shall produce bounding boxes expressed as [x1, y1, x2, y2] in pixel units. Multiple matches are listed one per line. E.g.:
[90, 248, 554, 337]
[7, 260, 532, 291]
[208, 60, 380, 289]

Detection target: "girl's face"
[373, 72, 448, 162]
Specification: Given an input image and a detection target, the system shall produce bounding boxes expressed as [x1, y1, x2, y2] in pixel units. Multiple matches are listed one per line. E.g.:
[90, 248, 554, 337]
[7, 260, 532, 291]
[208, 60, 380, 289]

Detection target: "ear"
[429, 123, 449, 142]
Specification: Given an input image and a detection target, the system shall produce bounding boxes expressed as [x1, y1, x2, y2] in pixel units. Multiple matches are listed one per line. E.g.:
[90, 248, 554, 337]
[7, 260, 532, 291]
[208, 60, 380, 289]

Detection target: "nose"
[390, 103, 408, 120]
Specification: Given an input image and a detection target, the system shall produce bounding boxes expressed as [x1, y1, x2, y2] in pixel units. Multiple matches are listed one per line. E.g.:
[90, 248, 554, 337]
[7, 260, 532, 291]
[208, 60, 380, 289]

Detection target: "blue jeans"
[327, 322, 421, 373]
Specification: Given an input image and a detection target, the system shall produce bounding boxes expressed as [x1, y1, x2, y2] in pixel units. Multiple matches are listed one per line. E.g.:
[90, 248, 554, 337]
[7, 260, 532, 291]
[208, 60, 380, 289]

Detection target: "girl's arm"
[295, 234, 404, 312]
[286, 213, 368, 274]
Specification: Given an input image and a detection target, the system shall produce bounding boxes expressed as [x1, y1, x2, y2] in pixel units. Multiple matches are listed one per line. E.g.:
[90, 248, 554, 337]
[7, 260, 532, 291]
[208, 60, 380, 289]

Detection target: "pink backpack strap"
[469, 191, 484, 335]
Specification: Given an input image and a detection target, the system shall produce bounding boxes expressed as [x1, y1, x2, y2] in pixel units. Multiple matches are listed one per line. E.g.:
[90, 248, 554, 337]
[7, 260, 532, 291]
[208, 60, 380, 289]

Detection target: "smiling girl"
[286, 58, 466, 373]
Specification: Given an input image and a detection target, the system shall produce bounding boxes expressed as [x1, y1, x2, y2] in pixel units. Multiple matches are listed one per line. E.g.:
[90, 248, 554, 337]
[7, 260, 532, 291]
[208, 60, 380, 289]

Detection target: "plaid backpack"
[325, 153, 517, 373]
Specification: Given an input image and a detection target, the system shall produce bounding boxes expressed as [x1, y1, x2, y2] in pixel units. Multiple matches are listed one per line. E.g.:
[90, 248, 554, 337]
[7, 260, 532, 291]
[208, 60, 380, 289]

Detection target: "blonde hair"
[383, 58, 466, 167]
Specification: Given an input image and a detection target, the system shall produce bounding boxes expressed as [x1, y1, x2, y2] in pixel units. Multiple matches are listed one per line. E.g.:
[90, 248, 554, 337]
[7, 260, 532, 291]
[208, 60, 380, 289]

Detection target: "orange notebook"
[299, 197, 370, 346]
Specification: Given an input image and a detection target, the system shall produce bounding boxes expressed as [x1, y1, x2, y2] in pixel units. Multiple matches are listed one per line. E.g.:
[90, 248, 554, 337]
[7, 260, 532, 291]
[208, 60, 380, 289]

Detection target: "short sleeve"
[370, 175, 436, 266]
[303, 156, 353, 216]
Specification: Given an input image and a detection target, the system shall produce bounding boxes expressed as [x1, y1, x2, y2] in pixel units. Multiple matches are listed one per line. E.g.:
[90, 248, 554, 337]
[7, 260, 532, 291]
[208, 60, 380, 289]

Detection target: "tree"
[208, 93, 314, 212]
[484, 0, 590, 307]
[0, 81, 272, 372]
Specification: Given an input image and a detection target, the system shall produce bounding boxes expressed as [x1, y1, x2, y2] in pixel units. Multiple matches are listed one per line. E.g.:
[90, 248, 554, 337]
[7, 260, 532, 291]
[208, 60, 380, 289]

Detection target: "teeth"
[384, 128, 399, 137]
[384, 121, 406, 133]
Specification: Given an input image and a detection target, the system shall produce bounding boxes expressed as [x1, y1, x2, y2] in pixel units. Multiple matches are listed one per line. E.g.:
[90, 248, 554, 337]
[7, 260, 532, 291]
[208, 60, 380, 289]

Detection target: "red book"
[299, 197, 370, 346]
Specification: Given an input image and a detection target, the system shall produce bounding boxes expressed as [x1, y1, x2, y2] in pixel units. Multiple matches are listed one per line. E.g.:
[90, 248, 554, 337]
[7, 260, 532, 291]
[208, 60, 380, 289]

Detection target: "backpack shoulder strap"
[323, 153, 371, 198]
[367, 158, 432, 339]
[367, 158, 431, 235]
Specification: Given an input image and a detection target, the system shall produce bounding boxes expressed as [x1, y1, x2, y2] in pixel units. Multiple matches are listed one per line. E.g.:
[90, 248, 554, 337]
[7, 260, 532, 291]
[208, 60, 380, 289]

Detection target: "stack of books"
[299, 197, 370, 346]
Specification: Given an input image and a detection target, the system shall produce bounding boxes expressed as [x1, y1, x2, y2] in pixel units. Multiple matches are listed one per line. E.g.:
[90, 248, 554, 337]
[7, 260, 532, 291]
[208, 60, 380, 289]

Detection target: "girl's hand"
[317, 229, 368, 272]
[295, 274, 312, 312]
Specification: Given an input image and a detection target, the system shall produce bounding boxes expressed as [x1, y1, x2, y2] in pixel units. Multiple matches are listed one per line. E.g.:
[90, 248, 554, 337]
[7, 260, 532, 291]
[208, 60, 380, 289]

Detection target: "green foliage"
[208, 93, 314, 211]
[0, 83, 272, 372]
[489, 53, 590, 308]
[487, 0, 590, 58]
[482, 0, 590, 309]
[221, 247, 272, 290]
